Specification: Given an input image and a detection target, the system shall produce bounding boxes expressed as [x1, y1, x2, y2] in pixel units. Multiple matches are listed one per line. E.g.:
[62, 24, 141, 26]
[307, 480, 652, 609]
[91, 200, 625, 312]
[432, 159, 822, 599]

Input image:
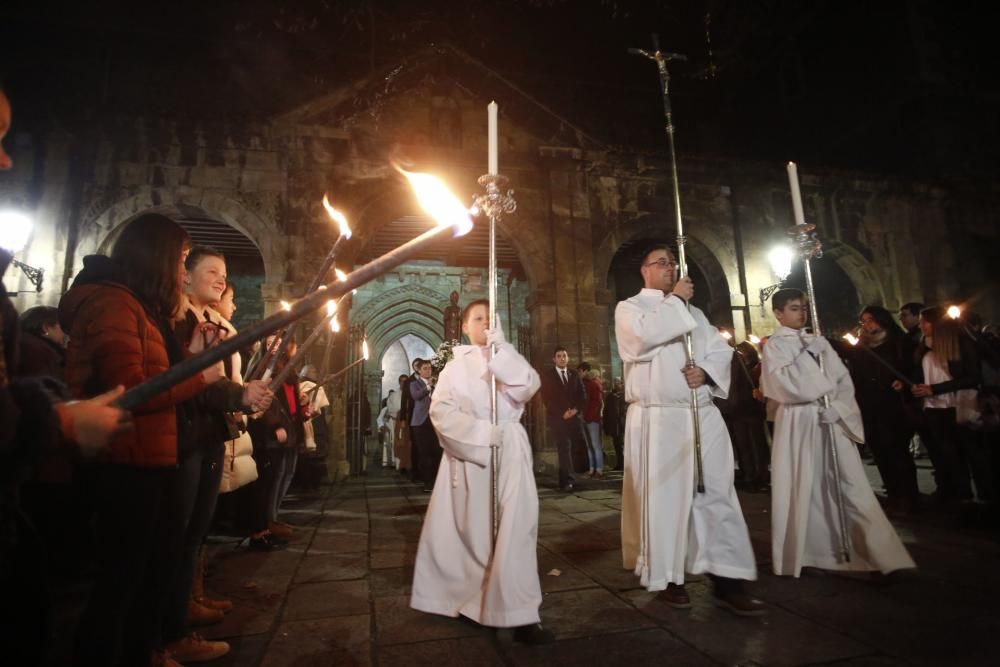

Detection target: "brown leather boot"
[192, 546, 233, 613]
[186, 599, 224, 627]
[657, 583, 692, 609]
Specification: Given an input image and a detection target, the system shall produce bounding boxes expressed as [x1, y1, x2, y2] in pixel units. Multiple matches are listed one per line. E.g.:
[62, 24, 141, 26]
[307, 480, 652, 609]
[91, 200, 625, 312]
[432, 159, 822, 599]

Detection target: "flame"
[719, 330, 733, 340]
[399, 169, 474, 236]
[280, 300, 292, 312]
[748, 334, 761, 345]
[362, 338, 370, 360]
[322, 194, 352, 240]
[843, 333, 859, 346]
[947, 305, 962, 320]
[335, 268, 357, 295]
[326, 300, 337, 317]
[330, 317, 341, 333]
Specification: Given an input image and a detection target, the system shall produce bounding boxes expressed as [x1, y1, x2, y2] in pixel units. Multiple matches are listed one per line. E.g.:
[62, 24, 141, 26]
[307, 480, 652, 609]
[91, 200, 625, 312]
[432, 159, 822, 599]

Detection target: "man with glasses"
[615, 244, 762, 616]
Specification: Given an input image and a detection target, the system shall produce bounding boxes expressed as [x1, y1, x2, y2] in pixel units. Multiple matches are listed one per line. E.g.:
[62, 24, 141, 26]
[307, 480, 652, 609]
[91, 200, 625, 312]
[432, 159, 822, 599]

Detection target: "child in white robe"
[761, 288, 915, 577]
[410, 300, 554, 645]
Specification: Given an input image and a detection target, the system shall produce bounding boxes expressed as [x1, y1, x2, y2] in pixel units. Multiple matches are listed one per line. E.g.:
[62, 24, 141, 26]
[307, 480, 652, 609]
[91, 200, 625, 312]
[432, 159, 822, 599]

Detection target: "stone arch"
[822, 240, 887, 308]
[81, 187, 282, 284]
[354, 284, 452, 364]
[596, 214, 736, 326]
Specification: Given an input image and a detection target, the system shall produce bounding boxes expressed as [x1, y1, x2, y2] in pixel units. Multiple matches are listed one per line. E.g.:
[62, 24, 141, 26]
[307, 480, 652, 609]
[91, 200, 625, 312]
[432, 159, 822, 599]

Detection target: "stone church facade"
[3, 46, 997, 476]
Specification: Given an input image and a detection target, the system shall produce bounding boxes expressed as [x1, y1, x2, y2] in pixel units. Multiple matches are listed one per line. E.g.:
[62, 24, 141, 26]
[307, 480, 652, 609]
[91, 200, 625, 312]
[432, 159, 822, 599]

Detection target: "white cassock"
[761, 326, 915, 577]
[410, 343, 543, 627]
[615, 289, 757, 591]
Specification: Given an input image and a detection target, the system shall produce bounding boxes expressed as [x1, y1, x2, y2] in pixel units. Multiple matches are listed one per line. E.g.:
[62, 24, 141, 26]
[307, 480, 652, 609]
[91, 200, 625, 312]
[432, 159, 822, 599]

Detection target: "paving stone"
[369, 566, 414, 598]
[283, 579, 370, 621]
[566, 509, 621, 532]
[200, 573, 292, 639]
[537, 548, 601, 593]
[294, 552, 368, 583]
[537, 521, 621, 554]
[211, 547, 304, 581]
[318, 516, 371, 534]
[373, 594, 485, 645]
[261, 614, 370, 666]
[622, 584, 873, 666]
[537, 588, 655, 640]
[369, 547, 417, 569]
[308, 531, 370, 555]
[377, 636, 505, 666]
[540, 495, 614, 514]
[502, 627, 715, 666]
[574, 489, 623, 500]
[212, 633, 271, 667]
[539, 509, 576, 525]
[563, 549, 643, 592]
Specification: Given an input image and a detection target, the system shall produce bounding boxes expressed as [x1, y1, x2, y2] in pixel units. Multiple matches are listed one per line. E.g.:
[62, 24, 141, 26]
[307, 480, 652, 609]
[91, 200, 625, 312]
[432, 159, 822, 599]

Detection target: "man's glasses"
[644, 258, 677, 268]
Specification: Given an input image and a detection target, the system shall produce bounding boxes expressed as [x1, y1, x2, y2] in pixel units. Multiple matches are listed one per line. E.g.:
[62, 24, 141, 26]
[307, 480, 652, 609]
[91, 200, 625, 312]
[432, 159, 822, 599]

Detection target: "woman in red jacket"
[60, 213, 224, 667]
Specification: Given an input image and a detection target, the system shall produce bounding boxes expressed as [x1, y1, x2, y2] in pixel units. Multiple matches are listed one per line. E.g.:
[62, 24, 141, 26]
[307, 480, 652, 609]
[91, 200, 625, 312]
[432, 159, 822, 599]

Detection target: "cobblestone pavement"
[49, 458, 1000, 666]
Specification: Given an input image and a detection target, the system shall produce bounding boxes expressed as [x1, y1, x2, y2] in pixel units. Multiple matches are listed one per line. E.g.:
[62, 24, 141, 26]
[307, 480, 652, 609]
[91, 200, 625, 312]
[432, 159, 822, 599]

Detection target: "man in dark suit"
[540, 346, 587, 491]
[399, 361, 421, 481]
[409, 359, 440, 492]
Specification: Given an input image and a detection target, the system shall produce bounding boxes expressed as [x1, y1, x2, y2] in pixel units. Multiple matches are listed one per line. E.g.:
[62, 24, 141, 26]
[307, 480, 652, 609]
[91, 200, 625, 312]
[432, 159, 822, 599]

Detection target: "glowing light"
[326, 300, 337, 317]
[768, 246, 794, 281]
[399, 169, 474, 236]
[330, 317, 340, 333]
[719, 330, 733, 340]
[280, 300, 292, 312]
[362, 338, 370, 360]
[0, 211, 33, 253]
[334, 268, 357, 294]
[947, 305, 961, 320]
[843, 333, 860, 346]
[748, 334, 761, 345]
[322, 195, 352, 240]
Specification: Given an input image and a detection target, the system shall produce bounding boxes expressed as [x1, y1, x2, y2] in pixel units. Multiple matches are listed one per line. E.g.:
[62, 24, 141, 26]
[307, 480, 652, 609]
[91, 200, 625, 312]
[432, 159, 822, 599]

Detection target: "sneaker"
[657, 583, 691, 609]
[187, 600, 224, 627]
[195, 595, 233, 613]
[166, 633, 231, 662]
[269, 521, 293, 539]
[512, 623, 556, 645]
[713, 588, 765, 617]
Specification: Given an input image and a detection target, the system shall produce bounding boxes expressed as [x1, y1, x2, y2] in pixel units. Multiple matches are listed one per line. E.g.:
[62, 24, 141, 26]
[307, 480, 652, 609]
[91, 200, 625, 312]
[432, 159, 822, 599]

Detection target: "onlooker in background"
[899, 302, 924, 346]
[579, 361, 605, 479]
[603, 377, 626, 471]
[17, 306, 67, 380]
[393, 373, 413, 474]
[910, 306, 989, 507]
[846, 306, 920, 514]
[410, 359, 440, 492]
[716, 341, 770, 493]
[540, 347, 586, 491]
[60, 214, 225, 667]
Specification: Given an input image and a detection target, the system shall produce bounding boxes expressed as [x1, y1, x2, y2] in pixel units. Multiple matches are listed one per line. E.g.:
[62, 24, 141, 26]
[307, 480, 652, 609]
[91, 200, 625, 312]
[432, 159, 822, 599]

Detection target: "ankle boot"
[187, 599, 224, 627]
[192, 545, 233, 613]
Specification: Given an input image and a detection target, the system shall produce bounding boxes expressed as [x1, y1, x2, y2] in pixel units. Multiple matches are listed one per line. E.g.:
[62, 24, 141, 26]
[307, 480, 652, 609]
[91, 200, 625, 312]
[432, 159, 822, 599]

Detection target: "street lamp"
[0, 210, 44, 294]
[759, 245, 793, 314]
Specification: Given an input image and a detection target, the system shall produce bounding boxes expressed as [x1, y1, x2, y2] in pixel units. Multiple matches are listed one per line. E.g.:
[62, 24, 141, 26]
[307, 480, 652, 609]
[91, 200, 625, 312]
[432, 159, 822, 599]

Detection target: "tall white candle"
[488, 101, 498, 176]
[787, 161, 806, 226]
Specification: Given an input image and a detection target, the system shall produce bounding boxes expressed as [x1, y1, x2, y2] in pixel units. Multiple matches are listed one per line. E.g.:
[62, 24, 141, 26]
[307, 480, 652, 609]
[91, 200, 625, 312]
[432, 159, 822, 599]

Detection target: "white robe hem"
[411, 595, 541, 628]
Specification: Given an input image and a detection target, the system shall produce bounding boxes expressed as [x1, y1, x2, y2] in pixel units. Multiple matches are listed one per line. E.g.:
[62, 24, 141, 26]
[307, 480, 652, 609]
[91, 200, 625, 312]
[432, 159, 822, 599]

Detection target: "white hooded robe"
[410, 343, 543, 627]
[761, 326, 915, 576]
[615, 289, 758, 591]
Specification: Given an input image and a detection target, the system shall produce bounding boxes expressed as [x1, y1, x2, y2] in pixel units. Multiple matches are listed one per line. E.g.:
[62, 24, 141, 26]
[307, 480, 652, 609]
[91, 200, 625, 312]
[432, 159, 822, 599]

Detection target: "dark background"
[2, 0, 997, 178]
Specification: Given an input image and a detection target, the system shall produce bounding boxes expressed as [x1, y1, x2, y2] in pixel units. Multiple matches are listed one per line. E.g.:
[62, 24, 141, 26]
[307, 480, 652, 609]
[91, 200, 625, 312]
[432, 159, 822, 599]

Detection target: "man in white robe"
[615, 245, 762, 616]
[761, 288, 915, 577]
[410, 300, 554, 645]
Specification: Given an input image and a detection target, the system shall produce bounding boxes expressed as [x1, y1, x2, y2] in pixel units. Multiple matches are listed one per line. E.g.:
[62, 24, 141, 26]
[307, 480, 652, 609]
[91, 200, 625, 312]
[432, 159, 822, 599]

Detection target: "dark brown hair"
[185, 244, 225, 272]
[111, 213, 189, 321]
[772, 288, 806, 312]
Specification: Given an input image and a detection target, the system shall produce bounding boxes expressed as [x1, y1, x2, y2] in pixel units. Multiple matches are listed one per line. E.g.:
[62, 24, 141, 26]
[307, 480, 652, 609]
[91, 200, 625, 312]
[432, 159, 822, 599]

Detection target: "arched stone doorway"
[379, 333, 435, 398]
[92, 201, 267, 331]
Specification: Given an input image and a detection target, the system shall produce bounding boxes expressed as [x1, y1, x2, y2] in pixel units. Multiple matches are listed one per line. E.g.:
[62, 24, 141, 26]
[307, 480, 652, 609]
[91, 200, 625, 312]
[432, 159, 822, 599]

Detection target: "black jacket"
[913, 335, 981, 395]
[540, 367, 586, 423]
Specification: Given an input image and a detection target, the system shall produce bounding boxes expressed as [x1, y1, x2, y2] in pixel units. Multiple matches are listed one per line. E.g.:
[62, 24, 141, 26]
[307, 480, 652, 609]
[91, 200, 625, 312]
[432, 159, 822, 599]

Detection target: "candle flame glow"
[326, 300, 337, 317]
[947, 305, 961, 320]
[399, 169, 474, 236]
[322, 194, 352, 240]
[843, 333, 859, 346]
[330, 317, 340, 333]
[362, 338, 370, 360]
[720, 330, 733, 340]
[334, 268, 357, 294]
[749, 334, 761, 345]
[280, 300, 292, 312]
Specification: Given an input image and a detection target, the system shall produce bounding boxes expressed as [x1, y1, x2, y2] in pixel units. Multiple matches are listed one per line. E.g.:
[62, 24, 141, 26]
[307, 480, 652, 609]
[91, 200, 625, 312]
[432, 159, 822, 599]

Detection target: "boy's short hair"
[900, 302, 924, 317]
[461, 299, 490, 324]
[772, 288, 806, 312]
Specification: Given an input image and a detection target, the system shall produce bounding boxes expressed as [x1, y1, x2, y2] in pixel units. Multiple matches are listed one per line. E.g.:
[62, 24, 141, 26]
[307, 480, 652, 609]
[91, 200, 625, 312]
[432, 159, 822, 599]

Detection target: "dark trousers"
[0, 512, 48, 667]
[612, 434, 625, 470]
[547, 417, 580, 488]
[412, 421, 441, 489]
[863, 413, 919, 507]
[249, 448, 283, 533]
[162, 445, 224, 643]
[75, 465, 182, 667]
[923, 407, 987, 502]
[728, 414, 771, 487]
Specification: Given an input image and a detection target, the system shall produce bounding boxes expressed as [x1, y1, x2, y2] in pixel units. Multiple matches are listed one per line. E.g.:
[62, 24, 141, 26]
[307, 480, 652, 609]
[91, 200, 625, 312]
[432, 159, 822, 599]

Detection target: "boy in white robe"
[410, 300, 554, 645]
[615, 245, 762, 616]
[761, 288, 915, 577]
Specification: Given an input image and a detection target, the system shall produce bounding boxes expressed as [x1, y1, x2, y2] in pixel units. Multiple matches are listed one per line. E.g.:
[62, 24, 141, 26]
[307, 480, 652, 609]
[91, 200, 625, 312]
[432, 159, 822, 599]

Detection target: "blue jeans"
[162, 445, 224, 643]
[584, 421, 604, 472]
[271, 447, 299, 522]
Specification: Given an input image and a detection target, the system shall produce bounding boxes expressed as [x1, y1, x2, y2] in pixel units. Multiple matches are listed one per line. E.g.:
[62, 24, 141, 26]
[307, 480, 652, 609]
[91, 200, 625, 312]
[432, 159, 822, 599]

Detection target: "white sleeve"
[488, 345, 541, 405]
[761, 335, 835, 403]
[429, 362, 492, 467]
[615, 295, 697, 362]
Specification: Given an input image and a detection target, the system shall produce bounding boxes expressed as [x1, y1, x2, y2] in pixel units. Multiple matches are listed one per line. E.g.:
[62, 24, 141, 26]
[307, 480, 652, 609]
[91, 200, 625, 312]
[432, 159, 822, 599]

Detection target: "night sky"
[2, 0, 996, 177]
